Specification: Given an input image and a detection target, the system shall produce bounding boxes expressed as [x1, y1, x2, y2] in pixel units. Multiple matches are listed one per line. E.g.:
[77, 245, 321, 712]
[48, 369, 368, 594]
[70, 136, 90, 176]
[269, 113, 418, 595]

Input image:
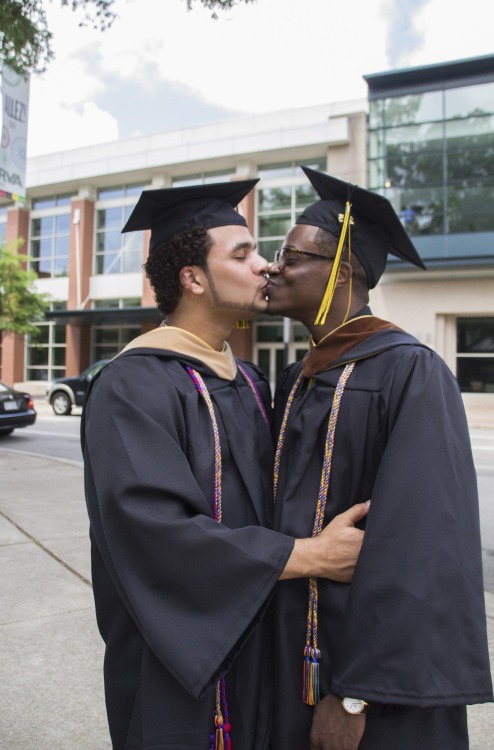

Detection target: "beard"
[203, 266, 266, 315]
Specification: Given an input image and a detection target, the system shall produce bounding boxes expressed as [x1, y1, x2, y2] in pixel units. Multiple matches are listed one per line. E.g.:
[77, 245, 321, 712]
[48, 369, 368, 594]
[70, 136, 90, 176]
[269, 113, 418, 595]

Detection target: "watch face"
[341, 697, 366, 714]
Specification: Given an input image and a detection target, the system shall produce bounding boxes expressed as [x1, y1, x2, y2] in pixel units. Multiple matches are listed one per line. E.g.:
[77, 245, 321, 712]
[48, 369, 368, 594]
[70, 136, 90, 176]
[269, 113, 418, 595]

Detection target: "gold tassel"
[314, 201, 352, 326]
[235, 320, 249, 329]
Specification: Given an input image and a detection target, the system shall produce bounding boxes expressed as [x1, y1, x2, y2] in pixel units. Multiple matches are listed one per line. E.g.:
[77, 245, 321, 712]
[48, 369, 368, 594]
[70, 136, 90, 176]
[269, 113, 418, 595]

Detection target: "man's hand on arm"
[279, 501, 369, 582]
[310, 693, 366, 750]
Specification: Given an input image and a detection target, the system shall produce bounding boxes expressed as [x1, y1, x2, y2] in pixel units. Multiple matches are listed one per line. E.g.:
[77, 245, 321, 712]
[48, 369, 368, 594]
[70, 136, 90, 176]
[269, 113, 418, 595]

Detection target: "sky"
[24, 0, 494, 157]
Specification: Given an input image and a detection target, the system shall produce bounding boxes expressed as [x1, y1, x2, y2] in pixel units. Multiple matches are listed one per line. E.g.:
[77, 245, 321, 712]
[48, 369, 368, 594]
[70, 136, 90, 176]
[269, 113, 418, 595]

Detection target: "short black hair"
[143, 226, 212, 316]
[314, 227, 369, 303]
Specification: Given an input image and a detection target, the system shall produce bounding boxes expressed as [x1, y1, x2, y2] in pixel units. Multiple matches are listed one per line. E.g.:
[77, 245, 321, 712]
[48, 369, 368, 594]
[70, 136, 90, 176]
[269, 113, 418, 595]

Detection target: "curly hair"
[143, 226, 212, 316]
[314, 227, 369, 303]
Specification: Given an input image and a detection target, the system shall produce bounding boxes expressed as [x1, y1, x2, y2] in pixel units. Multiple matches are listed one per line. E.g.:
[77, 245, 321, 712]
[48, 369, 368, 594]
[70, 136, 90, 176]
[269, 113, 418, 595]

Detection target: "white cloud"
[25, 0, 494, 157]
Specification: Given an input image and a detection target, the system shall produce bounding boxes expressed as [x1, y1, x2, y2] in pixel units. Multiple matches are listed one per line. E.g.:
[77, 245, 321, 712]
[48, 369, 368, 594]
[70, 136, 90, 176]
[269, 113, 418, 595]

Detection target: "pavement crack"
[0, 508, 92, 588]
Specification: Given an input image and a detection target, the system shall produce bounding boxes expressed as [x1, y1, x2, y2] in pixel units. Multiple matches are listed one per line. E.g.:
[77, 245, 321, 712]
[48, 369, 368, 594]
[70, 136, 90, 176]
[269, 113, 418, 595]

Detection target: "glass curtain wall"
[368, 81, 494, 244]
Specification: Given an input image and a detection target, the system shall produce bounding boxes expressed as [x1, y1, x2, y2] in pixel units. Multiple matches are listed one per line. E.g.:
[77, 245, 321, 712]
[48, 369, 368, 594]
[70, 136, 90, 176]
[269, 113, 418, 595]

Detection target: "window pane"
[56, 214, 71, 233]
[457, 318, 494, 353]
[295, 157, 326, 172]
[97, 207, 123, 230]
[31, 216, 54, 236]
[258, 239, 281, 263]
[97, 187, 125, 200]
[96, 253, 119, 274]
[259, 215, 291, 237]
[56, 194, 73, 207]
[256, 324, 284, 343]
[397, 187, 445, 235]
[98, 230, 121, 253]
[295, 184, 317, 208]
[93, 328, 119, 344]
[53, 324, 66, 344]
[446, 82, 494, 119]
[293, 324, 309, 342]
[122, 251, 142, 273]
[448, 185, 494, 233]
[456, 358, 494, 392]
[384, 92, 443, 127]
[27, 345, 48, 366]
[32, 198, 56, 210]
[53, 348, 66, 367]
[257, 162, 293, 179]
[125, 184, 146, 196]
[258, 187, 291, 211]
[54, 236, 69, 257]
[257, 349, 270, 378]
[369, 99, 384, 129]
[121, 327, 140, 343]
[54, 258, 69, 276]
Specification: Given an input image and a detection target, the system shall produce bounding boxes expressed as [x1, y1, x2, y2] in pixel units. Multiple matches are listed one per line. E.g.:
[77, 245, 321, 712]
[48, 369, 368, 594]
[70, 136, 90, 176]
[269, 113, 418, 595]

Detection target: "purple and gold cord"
[273, 362, 355, 705]
[185, 363, 270, 749]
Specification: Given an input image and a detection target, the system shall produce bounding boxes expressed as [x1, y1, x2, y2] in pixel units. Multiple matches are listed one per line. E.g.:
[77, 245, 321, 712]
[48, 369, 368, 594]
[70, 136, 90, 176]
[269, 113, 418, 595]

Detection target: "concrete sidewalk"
[0, 449, 493, 750]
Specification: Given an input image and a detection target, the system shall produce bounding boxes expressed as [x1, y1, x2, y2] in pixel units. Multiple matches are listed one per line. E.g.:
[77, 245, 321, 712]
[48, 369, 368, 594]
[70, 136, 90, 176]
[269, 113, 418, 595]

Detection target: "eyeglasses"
[273, 246, 333, 271]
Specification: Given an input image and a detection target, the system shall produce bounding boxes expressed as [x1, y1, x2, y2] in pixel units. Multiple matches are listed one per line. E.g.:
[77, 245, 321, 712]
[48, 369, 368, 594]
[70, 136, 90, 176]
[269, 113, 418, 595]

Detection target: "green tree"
[0, 0, 256, 77]
[0, 242, 49, 335]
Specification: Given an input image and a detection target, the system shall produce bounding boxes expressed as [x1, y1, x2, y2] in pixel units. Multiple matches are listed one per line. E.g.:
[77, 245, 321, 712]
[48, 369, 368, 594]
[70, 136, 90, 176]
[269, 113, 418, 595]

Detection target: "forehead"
[284, 223, 320, 248]
[208, 224, 255, 253]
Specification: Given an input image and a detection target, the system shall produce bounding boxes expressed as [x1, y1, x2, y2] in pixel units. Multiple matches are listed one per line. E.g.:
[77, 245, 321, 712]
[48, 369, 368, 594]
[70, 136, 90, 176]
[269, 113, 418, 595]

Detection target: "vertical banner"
[0, 64, 30, 201]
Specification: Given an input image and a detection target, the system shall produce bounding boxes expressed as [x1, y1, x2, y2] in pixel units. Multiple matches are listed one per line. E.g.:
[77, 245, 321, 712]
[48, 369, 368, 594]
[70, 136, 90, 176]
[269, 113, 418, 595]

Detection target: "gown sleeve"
[82, 355, 293, 700]
[330, 347, 493, 707]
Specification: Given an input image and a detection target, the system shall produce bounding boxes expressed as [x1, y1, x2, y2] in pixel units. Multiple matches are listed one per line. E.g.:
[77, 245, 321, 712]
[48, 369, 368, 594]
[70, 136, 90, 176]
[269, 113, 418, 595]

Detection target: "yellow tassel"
[235, 320, 249, 329]
[314, 201, 352, 326]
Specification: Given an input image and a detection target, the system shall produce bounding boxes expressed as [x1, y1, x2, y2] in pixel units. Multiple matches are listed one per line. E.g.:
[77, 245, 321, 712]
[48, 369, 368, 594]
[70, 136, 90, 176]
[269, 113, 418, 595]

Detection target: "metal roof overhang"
[44, 307, 162, 326]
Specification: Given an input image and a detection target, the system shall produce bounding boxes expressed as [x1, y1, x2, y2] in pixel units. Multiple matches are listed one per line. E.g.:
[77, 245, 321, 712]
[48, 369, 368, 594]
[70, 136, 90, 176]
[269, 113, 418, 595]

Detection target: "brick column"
[66, 199, 95, 375]
[2, 205, 30, 385]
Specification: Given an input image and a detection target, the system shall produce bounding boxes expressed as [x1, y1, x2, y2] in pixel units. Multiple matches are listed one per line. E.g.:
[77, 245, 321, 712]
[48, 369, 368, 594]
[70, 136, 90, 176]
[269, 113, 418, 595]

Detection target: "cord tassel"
[213, 715, 232, 750]
[303, 647, 321, 705]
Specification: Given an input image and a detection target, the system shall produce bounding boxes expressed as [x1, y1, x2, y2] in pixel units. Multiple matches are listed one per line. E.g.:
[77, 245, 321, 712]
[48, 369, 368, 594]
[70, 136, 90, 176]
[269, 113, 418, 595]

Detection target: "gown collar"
[119, 325, 238, 381]
[302, 310, 400, 377]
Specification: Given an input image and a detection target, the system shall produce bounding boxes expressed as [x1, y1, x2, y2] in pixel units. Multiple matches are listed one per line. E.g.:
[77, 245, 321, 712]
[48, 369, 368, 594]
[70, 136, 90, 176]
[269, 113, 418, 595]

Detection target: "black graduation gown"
[270, 327, 493, 750]
[81, 348, 293, 750]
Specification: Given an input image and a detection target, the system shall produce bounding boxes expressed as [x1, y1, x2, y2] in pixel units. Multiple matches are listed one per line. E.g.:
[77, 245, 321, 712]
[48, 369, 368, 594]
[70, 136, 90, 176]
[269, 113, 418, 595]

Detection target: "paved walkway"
[1, 447, 493, 749]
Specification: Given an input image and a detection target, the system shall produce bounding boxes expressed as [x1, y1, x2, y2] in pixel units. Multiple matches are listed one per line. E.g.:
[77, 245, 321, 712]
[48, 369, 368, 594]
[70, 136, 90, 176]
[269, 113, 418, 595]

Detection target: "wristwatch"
[339, 697, 369, 715]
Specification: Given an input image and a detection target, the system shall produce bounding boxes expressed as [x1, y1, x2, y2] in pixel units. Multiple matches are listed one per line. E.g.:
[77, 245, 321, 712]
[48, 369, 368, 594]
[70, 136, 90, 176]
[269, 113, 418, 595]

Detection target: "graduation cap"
[296, 166, 426, 324]
[122, 179, 259, 252]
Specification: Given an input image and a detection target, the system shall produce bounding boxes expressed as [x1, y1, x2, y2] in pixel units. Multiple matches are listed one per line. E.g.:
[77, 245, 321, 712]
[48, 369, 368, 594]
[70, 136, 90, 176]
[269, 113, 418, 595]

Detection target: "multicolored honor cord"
[273, 362, 356, 705]
[185, 363, 270, 749]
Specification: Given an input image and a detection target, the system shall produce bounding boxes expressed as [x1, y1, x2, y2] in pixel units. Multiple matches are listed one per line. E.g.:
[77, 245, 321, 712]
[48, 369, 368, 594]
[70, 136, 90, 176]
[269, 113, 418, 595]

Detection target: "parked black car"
[0, 382, 37, 436]
[46, 359, 111, 415]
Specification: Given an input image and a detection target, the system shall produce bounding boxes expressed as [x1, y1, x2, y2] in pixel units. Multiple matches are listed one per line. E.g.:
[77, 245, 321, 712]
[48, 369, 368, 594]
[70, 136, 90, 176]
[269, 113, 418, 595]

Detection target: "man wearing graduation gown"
[81, 179, 369, 750]
[266, 167, 493, 750]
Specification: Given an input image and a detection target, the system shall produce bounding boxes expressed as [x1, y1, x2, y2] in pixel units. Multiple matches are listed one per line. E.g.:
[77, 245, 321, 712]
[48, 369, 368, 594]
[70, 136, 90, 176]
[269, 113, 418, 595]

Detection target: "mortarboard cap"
[297, 166, 426, 289]
[122, 179, 259, 252]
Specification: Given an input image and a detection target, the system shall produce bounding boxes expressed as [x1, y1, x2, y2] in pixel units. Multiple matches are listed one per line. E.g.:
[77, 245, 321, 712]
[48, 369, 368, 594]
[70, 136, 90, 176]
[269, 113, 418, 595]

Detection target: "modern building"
[0, 98, 367, 395]
[364, 54, 494, 426]
[1, 54, 493, 425]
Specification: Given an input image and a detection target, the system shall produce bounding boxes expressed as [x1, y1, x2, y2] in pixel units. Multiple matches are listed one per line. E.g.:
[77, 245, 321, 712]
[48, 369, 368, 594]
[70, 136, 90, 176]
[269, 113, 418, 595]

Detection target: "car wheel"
[0, 428, 14, 436]
[51, 391, 72, 415]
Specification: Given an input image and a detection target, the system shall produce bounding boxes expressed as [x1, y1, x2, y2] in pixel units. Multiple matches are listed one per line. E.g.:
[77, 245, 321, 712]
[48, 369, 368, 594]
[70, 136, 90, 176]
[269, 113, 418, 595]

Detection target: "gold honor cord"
[314, 201, 352, 326]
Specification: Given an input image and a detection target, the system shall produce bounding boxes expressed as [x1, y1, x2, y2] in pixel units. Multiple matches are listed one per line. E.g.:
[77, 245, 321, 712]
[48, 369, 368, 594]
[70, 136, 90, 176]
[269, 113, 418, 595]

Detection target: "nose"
[252, 254, 270, 275]
[268, 259, 280, 275]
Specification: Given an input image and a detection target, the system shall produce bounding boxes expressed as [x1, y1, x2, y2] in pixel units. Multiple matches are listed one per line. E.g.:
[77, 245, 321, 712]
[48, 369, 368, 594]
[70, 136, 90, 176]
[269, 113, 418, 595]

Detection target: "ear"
[179, 266, 205, 297]
[336, 260, 353, 287]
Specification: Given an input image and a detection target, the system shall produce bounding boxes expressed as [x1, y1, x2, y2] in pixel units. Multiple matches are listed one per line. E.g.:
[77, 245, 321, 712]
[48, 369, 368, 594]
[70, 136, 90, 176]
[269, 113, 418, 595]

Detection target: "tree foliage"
[0, 0, 116, 76]
[0, 0, 256, 77]
[0, 243, 49, 335]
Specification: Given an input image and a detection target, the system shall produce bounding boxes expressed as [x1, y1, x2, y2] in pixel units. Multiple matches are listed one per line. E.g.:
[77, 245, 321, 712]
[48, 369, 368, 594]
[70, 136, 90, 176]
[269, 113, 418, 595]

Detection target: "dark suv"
[46, 359, 110, 415]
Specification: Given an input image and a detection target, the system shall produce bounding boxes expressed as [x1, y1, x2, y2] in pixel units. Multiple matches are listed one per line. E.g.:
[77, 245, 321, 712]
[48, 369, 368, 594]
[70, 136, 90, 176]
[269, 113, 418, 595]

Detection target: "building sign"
[0, 64, 30, 201]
